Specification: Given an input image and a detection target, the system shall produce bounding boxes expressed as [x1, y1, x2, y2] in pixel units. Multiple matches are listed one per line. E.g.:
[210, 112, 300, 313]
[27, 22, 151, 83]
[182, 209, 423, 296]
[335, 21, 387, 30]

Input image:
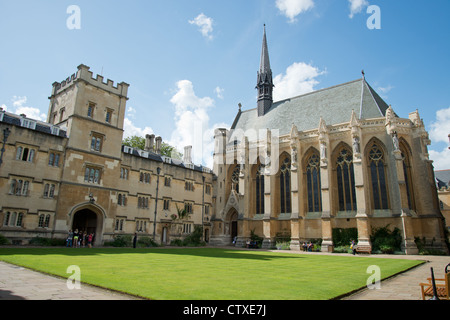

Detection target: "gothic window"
[3, 211, 24, 227]
[90, 133, 103, 152]
[368, 143, 389, 210]
[38, 214, 51, 228]
[256, 165, 265, 215]
[336, 148, 357, 211]
[400, 143, 416, 211]
[280, 156, 291, 214]
[9, 179, 30, 196]
[48, 152, 61, 167]
[306, 153, 322, 212]
[231, 166, 240, 193]
[16, 146, 35, 162]
[84, 167, 101, 184]
[115, 218, 125, 231]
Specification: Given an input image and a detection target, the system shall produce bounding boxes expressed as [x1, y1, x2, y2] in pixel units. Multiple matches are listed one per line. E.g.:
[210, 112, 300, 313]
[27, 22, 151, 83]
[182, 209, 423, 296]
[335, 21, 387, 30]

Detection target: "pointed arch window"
[231, 166, 240, 194]
[256, 165, 265, 215]
[306, 153, 322, 212]
[336, 148, 357, 211]
[280, 156, 291, 214]
[400, 144, 415, 211]
[368, 143, 389, 210]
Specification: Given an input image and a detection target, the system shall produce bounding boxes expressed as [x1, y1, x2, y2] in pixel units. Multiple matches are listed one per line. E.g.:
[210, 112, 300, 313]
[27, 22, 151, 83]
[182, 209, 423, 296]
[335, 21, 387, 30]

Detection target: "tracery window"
[255, 165, 265, 214]
[231, 166, 240, 193]
[306, 153, 322, 212]
[400, 144, 415, 211]
[280, 156, 291, 214]
[336, 148, 357, 211]
[368, 143, 389, 210]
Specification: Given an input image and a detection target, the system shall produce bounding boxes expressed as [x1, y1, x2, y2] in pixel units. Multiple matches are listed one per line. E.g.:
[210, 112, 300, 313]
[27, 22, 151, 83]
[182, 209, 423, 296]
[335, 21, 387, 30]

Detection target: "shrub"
[250, 229, 263, 248]
[0, 233, 11, 245]
[106, 235, 132, 247]
[182, 226, 206, 247]
[137, 236, 159, 248]
[332, 228, 358, 247]
[370, 225, 402, 253]
[28, 236, 66, 247]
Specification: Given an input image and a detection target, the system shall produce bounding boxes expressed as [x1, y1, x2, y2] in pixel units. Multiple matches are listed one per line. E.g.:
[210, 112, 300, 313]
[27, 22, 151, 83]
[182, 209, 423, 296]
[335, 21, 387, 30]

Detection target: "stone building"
[436, 170, 450, 231]
[0, 64, 213, 246]
[209, 27, 448, 254]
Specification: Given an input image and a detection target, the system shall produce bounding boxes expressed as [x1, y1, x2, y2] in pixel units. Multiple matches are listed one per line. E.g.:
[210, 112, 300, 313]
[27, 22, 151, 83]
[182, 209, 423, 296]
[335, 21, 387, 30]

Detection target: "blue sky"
[1, 0, 449, 169]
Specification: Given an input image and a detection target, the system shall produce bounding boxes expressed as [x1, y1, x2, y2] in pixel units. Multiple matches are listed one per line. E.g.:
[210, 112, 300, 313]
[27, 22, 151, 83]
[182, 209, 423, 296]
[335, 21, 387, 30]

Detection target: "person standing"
[133, 233, 137, 248]
[67, 230, 73, 247]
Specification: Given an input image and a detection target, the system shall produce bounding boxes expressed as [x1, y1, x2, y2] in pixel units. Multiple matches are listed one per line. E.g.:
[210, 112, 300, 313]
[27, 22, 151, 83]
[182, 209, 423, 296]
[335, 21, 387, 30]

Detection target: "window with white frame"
[84, 166, 101, 184]
[3, 211, 25, 227]
[118, 193, 127, 206]
[38, 213, 51, 228]
[90, 133, 104, 152]
[136, 219, 147, 233]
[138, 196, 149, 209]
[9, 179, 30, 196]
[43, 183, 56, 198]
[115, 218, 125, 231]
[48, 152, 61, 167]
[16, 146, 36, 162]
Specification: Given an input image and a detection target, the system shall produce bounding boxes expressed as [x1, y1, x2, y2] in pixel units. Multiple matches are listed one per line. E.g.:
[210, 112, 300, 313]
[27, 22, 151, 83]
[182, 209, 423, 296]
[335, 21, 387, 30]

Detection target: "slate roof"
[435, 170, 450, 189]
[0, 111, 67, 138]
[231, 78, 390, 137]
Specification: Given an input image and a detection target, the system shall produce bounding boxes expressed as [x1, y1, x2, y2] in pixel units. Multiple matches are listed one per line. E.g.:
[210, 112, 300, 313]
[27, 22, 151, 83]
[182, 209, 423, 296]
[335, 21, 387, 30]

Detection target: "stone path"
[0, 261, 139, 300]
[0, 248, 448, 300]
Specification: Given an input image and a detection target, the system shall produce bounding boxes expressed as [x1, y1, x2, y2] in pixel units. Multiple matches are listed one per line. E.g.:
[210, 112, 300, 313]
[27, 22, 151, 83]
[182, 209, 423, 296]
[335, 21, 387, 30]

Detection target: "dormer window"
[20, 118, 36, 130]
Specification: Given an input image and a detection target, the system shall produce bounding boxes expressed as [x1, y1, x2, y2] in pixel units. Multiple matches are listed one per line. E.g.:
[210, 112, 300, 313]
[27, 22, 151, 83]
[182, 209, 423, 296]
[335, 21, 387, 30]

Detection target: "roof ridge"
[273, 78, 363, 104]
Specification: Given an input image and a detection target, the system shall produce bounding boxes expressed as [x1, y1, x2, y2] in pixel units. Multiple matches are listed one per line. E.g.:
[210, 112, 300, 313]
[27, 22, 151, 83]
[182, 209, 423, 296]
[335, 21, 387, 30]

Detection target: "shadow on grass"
[0, 247, 303, 261]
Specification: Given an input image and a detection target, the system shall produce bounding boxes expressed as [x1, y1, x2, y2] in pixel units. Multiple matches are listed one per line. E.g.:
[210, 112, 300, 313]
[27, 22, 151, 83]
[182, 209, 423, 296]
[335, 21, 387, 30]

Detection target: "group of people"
[66, 229, 94, 248]
[301, 242, 316, 252]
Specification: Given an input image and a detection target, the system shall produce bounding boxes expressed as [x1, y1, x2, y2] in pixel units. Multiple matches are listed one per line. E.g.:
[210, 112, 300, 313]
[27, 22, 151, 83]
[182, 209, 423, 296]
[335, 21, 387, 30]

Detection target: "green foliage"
[137, 236, 159, 248]
[250, 229, 264, 248]
[170, 226, 206, 247]
[332, 228, 358, 247]
[370, 225, 402, 254]
[0, 233, 11, 245]
[29, 237, 66, 247]
[122, 135, 182, 159]
[105, 235, 132, 247]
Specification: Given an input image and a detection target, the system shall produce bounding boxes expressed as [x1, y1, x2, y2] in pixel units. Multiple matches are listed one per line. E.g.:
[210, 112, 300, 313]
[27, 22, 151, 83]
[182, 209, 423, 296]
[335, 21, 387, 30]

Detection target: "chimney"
[155, 136, 162, 154]
[184, 146, 192, 164]
[145, 134, 155, 152]
[145, 134, 155, 151]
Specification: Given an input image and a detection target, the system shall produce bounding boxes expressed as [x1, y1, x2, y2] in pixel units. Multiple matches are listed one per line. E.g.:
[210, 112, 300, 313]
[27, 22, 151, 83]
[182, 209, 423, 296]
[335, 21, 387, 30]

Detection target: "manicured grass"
[0, 248, 424, 300]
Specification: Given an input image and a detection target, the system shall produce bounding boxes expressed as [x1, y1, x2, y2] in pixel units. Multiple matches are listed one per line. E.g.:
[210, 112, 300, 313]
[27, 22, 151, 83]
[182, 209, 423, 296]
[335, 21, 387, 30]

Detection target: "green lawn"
[0, 248, 424, 300]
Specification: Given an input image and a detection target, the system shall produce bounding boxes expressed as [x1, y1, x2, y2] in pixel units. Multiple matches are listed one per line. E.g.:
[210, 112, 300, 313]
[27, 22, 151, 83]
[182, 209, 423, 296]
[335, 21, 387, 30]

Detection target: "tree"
[122, 135, 182, 160]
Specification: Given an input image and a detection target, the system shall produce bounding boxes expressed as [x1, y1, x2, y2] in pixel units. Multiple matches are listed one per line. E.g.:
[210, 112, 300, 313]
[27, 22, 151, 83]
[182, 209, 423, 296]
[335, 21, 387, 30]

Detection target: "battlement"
[50, 64, 129, 98]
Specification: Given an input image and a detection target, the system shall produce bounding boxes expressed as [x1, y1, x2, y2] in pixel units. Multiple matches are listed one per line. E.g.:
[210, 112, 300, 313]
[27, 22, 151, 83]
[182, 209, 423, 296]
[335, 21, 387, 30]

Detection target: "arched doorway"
[226, 209, 238, 244]
[70, 205, 104, 246]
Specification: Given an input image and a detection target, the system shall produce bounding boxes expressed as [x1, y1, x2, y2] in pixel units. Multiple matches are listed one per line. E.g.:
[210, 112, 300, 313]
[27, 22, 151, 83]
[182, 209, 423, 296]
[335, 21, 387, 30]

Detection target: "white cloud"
[3, 96, 47, 121]
[215, 86, 224, 99]
[276, 0, 314, 23]
[273, 62, 325, 101]
[168, 80, 229, 167]
[429, 107, 450, 144]
[123, 117, 154, 140]
[430, 148, 450, 171]
[348, 0, 369, 18]
[428, 107, 450, 170]
[189, 13, 214, 40]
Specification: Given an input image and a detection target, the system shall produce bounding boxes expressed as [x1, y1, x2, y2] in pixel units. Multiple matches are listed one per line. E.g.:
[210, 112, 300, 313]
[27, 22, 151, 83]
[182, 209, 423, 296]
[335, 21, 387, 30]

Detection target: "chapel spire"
[256, 24, 274, 117]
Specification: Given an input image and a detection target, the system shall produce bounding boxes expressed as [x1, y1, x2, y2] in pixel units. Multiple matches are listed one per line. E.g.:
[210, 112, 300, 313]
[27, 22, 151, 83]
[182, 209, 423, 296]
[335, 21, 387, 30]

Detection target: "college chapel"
[0, 28, 447, 254]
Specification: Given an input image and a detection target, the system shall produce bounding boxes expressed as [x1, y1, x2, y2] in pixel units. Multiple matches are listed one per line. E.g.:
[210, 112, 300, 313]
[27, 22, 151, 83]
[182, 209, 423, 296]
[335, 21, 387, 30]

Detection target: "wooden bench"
[355, 245, 372, 254]
[419, 272, 450, 300]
